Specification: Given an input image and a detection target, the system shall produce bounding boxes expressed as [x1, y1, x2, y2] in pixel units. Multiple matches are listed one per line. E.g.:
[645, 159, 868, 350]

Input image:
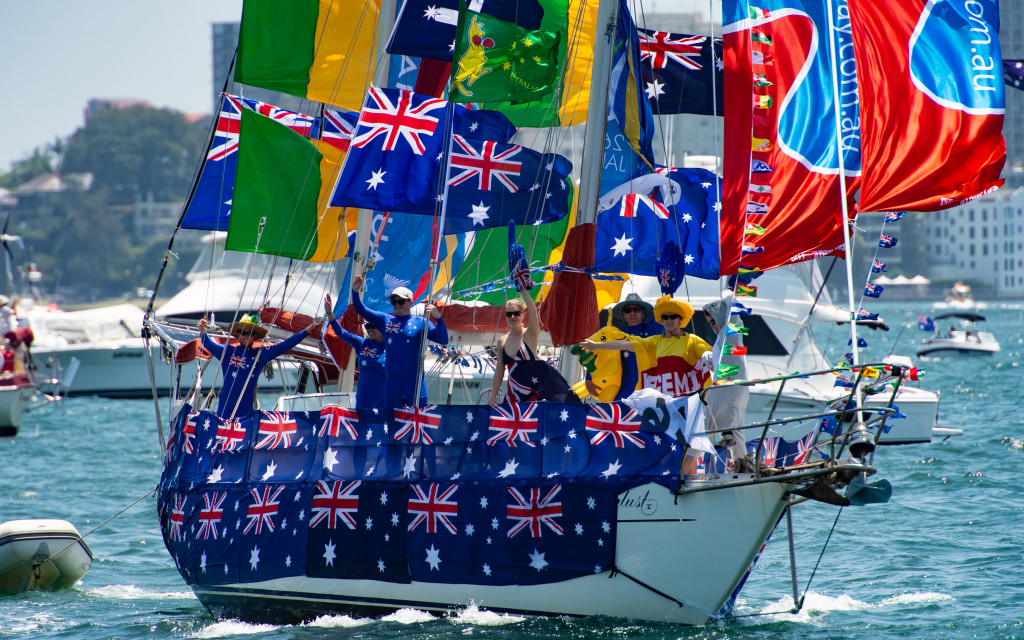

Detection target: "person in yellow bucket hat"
[198, 312, 324, 418]
[578, 295, 713, 398]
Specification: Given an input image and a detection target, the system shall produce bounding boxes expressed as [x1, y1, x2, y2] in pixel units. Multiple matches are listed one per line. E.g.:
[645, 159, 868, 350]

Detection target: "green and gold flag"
[716, 364, 740, 378]
[228, 109, 349, 262]
[450, 3, 561, 105]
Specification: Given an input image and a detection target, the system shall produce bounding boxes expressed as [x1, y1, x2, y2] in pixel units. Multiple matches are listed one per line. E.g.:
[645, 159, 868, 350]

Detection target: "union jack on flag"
[658, 267, 676, 290]
[360, 344, 380, 360]
[169, 494, 186, 542]
[585, 403, 646, 448]
[448, 136, 522, 192]
[507, 485, 564, 537]
[871, 259, 886, 273]
[209, 95, 315, 161]
[237, 95, 315, 136]
[310, 480, 361, 529]
[314, 107, 358, 151]
[408, 483, 459, 534]
[228, 354, 247, 369]
[196, 491, 226, 540]
[213, 418, 247, 452]
[255, 411, 298, 449]
[180, 412, 199, 454]
[638, 31, 706, 70]
[386, 318, 402, 333]
[864, 282, 884, 298]
[488, 402, 539, 447]
[878, 234, 898, 248]
[885, 211, 906, 222]
[619, 194, 670, 219]
[351, 87, 445, 155]
[792, 428, 819, 465]
[856, 309, 878, 321]
[394, 404, 442, 444]
[244, 485, 284, 535]
[319, 405, 360, 439]
[758, 437, 779, 467]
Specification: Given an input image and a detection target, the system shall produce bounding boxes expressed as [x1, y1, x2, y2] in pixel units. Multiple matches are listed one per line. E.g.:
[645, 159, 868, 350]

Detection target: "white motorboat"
[0, 328, 38, 437]
[0, 519, 92, 594]
[917, 312, 1000, 359]
[934, 281, 984, 310]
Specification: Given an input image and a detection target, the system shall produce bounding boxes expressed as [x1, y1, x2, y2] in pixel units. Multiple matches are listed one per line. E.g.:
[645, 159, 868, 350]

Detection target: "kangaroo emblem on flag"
[453, 15, 495, 97]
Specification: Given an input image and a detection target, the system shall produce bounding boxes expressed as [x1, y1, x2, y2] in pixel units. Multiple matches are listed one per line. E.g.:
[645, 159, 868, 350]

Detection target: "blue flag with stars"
[593, 166, 720, 280]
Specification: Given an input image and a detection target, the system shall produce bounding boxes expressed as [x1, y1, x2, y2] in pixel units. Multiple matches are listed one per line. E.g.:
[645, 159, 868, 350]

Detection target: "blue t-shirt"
[352, 292, 449, 411]
[616, 321, 664, 400]
[330, 318, 386, 411]
[201, 329, 309, 419]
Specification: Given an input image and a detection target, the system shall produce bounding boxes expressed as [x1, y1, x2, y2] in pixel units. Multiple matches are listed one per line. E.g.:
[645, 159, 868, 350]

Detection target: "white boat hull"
[33, 338, 302, 398]
[0, 379, 34, 436]
[187, 482, 787, 624]
[0, 519, 92, 594]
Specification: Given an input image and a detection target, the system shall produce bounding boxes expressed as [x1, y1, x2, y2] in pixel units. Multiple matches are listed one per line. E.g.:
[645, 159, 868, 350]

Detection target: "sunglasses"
[505, 310, 522, 318]
[623, 306, 643, 314]
[389, 297, 410, 305]
[661, 314, 682, 321]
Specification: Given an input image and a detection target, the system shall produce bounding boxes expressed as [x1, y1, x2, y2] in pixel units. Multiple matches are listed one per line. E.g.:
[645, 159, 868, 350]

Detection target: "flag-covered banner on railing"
[159, 402, 687, 589]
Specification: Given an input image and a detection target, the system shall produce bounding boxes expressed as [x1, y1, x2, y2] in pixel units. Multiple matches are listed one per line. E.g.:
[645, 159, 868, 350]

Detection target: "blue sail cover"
[159, 403, 683, 587]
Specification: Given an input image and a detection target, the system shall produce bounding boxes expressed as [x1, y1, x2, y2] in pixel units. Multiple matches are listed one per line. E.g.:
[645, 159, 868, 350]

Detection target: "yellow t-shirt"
[629, 332, 713, 396]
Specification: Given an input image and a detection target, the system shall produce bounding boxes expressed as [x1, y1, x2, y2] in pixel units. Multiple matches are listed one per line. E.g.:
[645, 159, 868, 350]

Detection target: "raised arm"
[522, 289, 541, 351]
[325, 293, 363, 349]
[350, 275, 388, 332]
[424, 302, 448, 345]
[197, 317, 225, 360]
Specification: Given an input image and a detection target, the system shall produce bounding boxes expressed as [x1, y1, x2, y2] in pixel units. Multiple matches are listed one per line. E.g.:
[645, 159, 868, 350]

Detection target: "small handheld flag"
[507, 222, 534, 291]
[653, 240, 682, 296]
[917, 315, 935, 332]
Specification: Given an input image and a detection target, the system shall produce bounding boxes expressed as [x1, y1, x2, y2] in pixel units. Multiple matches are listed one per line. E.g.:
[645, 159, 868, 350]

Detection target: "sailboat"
[145, 0, 1004, 625]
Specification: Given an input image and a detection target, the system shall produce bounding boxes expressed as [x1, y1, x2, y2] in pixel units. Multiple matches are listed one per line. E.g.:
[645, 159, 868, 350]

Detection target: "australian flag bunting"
[878, 234, 898, 248]
[638, 29, 723, 116]
[864, 282, 884, 298]
[386, 0, 544, 62]
[159, 399, 685, 590]
[593, 166, 720, 280]
[330, 87, 571, 233]
[870, 259, 886, 273]
[181, 94, 316, 231]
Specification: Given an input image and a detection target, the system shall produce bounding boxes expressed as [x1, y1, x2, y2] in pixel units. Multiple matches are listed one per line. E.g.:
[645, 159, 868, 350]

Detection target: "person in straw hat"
[198, 312, 324, 418]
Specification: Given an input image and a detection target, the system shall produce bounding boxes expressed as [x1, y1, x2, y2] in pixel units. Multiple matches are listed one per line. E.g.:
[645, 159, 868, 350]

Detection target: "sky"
[0, 0, 716, 175]
[0, 0, 243, 173]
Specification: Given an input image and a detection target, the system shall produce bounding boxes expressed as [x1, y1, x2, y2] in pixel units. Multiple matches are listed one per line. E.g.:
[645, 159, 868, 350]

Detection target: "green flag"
[452, 215, 570, 305]
[228, 109, 322, 260]
[450, 4, 561, 105]
[716, 364, 741, 378]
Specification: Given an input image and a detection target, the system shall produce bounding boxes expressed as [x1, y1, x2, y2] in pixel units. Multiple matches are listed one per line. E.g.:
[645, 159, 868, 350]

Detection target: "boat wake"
[737, 589, 952, 624]
[192, 620, 279, 638]
[448, 604, 527, 625]
[88, 584, 195, 600]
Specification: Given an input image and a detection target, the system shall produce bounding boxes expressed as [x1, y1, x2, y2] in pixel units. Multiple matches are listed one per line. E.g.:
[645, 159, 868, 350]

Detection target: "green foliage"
[0, 144, 58, 189]
[60, 106, 208, 204]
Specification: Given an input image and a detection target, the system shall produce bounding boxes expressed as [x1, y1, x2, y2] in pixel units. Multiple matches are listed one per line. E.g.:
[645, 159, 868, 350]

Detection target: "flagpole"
[824, 0, 858, 367]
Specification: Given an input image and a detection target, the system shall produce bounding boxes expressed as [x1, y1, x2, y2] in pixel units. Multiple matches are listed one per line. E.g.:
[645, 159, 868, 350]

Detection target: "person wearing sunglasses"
[578, 295, 712, 398]
[198, 311, 325, 419]
[600, 293, 664, 400]
[487, 287, 577, 404]
[351, 274, 448, 411]
[322, 293, 386, 411]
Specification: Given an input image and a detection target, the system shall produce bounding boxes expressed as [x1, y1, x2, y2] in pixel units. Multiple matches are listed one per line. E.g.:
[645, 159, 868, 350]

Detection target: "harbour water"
[3, 300, 1024, 639]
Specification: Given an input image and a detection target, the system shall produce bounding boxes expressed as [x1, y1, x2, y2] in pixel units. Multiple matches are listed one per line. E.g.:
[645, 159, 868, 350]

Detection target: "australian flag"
[312, 108, 359, 152]
[856, 309, 878, 321]
[330, 87, 571, 232]
[885, 211, 907, 222]
[864, 282, 884, 298]
[918, 315, 935, 332]
[1004, 59, 1024, 91]
[180, 94, 316, 231]
[871, 259, 886, 273]
[878, 234, 898, 248]
[386, 0, 544, 62]
[638, 29, 723, 116]
[593, 166, 720, 280]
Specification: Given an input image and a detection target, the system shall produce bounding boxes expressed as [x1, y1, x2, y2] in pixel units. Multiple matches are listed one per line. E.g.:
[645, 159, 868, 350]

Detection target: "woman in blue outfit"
[198, 313, 322, 419]
[351, 275, 448, 411]
[324, 293, 386, 411]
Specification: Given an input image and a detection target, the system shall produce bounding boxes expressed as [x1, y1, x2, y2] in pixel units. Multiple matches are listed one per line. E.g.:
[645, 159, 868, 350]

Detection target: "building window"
[982, 209, 987, 221]
[983, 245, 988, 256]
[969, 210, 975, 222]
[970, 245, 976, 256]
[970, 228, 975, 239]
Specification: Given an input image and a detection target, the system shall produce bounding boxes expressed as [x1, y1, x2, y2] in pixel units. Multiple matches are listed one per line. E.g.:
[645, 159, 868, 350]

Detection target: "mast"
[825, 0, 859, 366]
[576, 0, 619, 227]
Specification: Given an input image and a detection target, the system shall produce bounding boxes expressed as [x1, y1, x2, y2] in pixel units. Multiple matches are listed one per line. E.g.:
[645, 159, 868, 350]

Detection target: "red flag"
[848, 0, 1004, 211]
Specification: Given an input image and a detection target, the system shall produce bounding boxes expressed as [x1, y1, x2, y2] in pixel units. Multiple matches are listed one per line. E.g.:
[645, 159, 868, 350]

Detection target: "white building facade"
[924, 187, 1024, 296]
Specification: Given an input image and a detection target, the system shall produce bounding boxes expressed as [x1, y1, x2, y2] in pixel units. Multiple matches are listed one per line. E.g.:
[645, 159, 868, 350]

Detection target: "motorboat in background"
[935, 281, 983, 310]
[154, 232, 333, 323]
[916, 312, 1000, 359]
